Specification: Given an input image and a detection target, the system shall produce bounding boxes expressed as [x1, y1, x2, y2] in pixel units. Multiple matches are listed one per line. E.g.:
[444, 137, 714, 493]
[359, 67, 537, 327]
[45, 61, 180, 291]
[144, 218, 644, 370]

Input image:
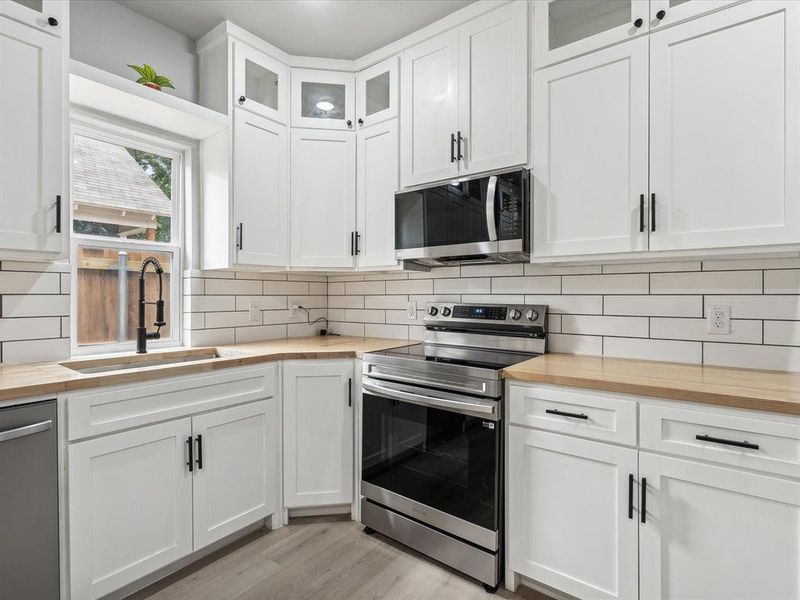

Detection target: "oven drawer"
[508, 383, 637, 446]
[640, 404, 800, 478]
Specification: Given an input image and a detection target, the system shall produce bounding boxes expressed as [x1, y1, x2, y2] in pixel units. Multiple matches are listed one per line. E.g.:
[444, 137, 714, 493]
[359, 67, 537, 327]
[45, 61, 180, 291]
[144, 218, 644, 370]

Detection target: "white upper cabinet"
[233, 108, 290, 267]
[192, 400, 276, 550]
[0, 0, 64, 36]
[356, 119, 399, 269]
[649, 0, 800, 251]
[458, 0, 528, 176]
[533, 37, 649, 258]
[356, 55, 398, 129]
[401, 29, 460, 187]
[534, 0, 650, 68]
[290, 129, 356, 268]
[233, 42, 289, 124]
[291, 69, 356, 131]
[649, 0, 741, 29]
[282, 360, 354, 508]
[0, 15, 65, 259]
[639, 452, 800, 600]
[401, 1, 528, 188]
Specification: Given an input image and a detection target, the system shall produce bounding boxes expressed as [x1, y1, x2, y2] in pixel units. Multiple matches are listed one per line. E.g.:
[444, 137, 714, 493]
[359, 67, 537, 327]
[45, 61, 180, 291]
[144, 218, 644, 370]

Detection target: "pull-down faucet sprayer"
[137, 256, 166, 354]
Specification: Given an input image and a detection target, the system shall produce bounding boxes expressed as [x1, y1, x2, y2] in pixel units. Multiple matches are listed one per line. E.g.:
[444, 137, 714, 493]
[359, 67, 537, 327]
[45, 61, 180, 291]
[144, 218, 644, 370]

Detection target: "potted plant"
[128, 64, 175, 92]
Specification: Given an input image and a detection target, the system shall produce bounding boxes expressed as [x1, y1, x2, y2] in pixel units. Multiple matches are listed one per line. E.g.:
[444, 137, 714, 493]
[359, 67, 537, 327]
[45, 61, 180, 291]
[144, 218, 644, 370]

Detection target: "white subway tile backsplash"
[548, 333, 602, 355]
[650, 318, 762, 344]
[702, 256, 800, 271]
[764, 269, 800, 294]
[603, 295, 702, 317]
[263, 281, 310, 295]
[329, 295, 365, 309]
[462, 294, 525, 304]
[763, 321, 800, 346]
[364, 295, 410, 309]
[602, 261, 701, 274]
[235, 295, 288, 311]
[525, 264, 602, 275]
[604, 337, 702, 364]
[408, 266, 460, 279]
[2, 295, 70, 317]
[703, 343, 800, 372]
[235, 324, 287, 343]
[345, 281, 386, 295]
[434, 278, 491, 294]
[1, 338, 69, 365]
[524, 295, 603, 315]
[461, 264, 524, 277]
[184, 295, 236, 313]
[562, 315, 648, 338]
[330, 322, 365, 336]
[344, 309, 385, 324]
[187, 327, 235, 346]
[387, 279, 433, 295]
[0, 271, 60, 294]
[364, 323, 409, 339]
[204, 311, 255, 329]
[491, 276, 560, 295]
[0, 317, 61, 342]
[205, 278, 263, 295]
[650, 271, 762, 294]
[707, 295, 800, 320]
[562, 274, 648, 295]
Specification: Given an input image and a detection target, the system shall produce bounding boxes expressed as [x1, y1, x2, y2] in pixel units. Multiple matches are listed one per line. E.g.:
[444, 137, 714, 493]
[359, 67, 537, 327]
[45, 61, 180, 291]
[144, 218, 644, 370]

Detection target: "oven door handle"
[362, 379, 498, 420]
[486, 175, 498, 242]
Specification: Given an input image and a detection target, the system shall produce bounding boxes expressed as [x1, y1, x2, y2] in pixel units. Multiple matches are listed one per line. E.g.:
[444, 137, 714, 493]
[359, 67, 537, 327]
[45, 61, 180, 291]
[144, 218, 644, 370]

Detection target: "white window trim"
[69, 111, 190, 356]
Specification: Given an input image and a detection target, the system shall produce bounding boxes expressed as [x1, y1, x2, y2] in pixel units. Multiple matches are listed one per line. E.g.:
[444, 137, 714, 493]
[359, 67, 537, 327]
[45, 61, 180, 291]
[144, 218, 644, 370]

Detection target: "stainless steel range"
[360, 302, 548, 592]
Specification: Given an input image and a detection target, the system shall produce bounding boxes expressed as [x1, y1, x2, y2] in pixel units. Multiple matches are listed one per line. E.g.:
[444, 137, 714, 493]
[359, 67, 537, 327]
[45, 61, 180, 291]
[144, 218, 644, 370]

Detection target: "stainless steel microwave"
[395, 169, 530, 267]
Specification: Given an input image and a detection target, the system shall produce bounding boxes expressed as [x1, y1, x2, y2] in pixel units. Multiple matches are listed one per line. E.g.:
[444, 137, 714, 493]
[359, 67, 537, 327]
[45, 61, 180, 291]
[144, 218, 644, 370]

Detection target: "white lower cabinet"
[68, 419, 194, 600]
[507, 382, 800, 600]
[283, 360, 354, 508]
[508, 427, 639, 600]
[639, 452, 800, 600]
[68, 396, 277, 600]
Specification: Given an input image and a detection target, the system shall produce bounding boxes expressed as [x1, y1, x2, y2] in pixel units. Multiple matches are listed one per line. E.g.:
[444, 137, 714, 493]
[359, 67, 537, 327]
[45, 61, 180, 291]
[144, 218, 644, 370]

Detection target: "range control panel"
[424, 302, 547, 326]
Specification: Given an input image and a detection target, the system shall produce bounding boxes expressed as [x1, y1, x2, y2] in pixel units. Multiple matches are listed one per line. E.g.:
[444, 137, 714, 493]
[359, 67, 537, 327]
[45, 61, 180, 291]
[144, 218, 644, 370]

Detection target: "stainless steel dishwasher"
[0, 400, 59, 599]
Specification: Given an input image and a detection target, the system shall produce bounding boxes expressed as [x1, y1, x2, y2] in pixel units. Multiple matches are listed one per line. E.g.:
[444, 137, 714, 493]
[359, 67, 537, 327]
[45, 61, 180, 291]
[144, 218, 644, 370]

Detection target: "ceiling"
[118, 0, 475, 60]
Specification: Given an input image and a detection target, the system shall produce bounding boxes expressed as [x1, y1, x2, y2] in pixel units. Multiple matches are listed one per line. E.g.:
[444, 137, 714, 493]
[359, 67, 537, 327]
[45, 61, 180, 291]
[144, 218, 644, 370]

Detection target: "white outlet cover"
[407, 301, 417, 319]
[706, 305, 731, 334]
[249, 302, 261, 322]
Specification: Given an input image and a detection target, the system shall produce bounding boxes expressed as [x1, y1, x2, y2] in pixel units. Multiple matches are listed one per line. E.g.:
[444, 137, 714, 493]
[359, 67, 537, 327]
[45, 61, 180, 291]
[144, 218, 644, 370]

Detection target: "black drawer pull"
[627, 473, 634, 520]
[196, 434, 204, 469]
[650, 192, 656, 232]
[450, 133, 456, 163]
[696, 434, 759, 450]
[545, 408, 588, 420]
[186, 436, 193, 472]
[639, 194, 645, 232]
[641, 477, 647, 523]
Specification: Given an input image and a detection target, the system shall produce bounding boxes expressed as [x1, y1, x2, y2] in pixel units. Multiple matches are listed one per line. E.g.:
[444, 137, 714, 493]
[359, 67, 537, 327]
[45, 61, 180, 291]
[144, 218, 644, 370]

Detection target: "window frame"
[69, 112, 188, 356]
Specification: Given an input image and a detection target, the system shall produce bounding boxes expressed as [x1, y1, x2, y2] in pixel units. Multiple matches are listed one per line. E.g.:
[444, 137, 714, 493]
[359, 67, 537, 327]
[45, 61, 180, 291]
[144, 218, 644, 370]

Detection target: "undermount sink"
[61, 348, 223, 375]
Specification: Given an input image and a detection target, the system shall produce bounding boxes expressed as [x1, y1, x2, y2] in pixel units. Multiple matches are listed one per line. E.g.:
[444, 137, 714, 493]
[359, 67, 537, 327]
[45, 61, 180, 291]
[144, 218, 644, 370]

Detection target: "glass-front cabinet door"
[650, 0, 741, 29]
[291, 69, 355, 131]
[356, 55, 398, 129]
[0, 0, 64, 36]
[233, 42, 289, 124]
[534, 0, 649, 67]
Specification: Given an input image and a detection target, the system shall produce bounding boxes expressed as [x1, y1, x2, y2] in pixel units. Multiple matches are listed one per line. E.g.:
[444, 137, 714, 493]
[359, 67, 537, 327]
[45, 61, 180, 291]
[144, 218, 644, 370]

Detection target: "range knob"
[509, 308, 522, 321]
[441, 306, 452, 317]
[428, 306, 439, 317]
[526, 309, 539, 321]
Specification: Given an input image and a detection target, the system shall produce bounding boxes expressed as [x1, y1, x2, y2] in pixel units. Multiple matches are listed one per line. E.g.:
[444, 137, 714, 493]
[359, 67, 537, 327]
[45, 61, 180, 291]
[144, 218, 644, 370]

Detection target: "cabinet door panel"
[233, 108, 289, 266]
[290, 129, 355, 268]
[291, 69, 355, 131]
[283, 360, 354, 507]
[400, 30, 459, 187]
[356, 55, 398, 129]
[508, 428, 638, 600]
[458, 0, 527, 176]
[233, 42, 289, 124]
[649, 0, 741, 29]
[193, 400, 276, 550]
[533, 38, 648, 258]
[0, 16, 63, 255]
[68, 419, 193, 600]
[356, 119, 399, 269]
[0, 0, 64, 36]
[639, 452, 800, 600]
[649, 1, 800, 251]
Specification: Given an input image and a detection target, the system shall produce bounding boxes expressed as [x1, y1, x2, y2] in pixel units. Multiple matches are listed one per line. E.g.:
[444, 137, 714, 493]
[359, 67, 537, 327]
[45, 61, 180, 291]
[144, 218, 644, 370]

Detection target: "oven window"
[362, 393, 499, 531]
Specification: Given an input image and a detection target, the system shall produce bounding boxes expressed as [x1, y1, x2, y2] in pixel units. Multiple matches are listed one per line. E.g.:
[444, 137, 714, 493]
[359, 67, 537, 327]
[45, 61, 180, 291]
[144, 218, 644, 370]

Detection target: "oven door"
[361, 377, 501, 550]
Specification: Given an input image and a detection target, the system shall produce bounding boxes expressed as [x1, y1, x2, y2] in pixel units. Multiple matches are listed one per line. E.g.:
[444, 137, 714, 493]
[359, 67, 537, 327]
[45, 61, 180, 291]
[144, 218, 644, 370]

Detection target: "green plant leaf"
[128, 64, 147, 79]
[154, 75, 175, 89]
[135, 77, 147, 84]
[143, 64, 157, 81]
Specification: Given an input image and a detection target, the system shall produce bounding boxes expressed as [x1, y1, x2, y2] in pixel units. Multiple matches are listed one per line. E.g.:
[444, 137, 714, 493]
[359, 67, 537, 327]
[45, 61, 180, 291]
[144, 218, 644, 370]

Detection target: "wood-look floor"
[129, 517, 550, 600]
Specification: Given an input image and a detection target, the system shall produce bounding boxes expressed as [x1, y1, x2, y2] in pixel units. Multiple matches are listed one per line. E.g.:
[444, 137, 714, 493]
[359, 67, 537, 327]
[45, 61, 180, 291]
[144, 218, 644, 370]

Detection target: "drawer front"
[508, 383, 637, 446]
[640, 404, 800, 478]
[66, 364, 277, 441]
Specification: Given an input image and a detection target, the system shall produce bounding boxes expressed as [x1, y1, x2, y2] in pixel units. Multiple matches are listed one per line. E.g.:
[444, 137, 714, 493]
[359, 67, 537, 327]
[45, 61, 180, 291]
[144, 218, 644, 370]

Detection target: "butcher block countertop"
[0, 336, 415, 405]
[504, 353, 800, 416]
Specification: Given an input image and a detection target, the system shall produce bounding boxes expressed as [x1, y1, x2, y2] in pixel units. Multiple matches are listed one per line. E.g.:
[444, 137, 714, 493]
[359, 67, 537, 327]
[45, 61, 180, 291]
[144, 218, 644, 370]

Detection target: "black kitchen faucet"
[137, 256, 166, 354]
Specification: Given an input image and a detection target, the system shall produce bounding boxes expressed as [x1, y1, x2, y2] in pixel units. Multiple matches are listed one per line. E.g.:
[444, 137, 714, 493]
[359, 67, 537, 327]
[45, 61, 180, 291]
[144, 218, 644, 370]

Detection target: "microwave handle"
[486, 175, 498, 242]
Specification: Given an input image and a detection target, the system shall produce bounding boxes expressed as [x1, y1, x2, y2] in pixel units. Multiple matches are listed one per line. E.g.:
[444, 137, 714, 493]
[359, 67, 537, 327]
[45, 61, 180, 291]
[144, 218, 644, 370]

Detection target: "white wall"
[70, 0, 199, 104]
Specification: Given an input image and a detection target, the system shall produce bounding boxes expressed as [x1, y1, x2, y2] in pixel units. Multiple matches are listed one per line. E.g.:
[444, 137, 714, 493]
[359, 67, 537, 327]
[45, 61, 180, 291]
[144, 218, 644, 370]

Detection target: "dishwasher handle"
[0, 419, 53, 443]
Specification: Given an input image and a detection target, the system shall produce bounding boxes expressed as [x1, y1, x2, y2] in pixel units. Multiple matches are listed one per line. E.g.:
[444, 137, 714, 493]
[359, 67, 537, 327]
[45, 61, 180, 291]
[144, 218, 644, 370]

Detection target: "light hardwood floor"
[129, 517, 550, 600]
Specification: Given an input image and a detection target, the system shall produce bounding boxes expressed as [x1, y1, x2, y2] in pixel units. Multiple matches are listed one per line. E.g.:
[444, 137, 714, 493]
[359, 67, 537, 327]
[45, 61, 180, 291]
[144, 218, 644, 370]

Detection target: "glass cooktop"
[373, 343, 539, 371]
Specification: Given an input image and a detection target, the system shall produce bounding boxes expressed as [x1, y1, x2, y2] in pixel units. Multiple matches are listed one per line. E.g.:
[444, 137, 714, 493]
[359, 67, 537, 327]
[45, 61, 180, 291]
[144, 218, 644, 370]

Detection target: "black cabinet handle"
[627, 474, 634, 519]
[348, 378, 352, 407]
[196, 434, 204, 469]
[238, 95, 246, 104]
[186, 436, 194, 472]
[639, 194, 645, 232]
[346, 119, 353, 128]
[545, 408, 589, 420]
[55, 195, 62, 233]
[656, 9, 666, 20]
[457, 131, 463, 160]
[48, 16, 58, 26]
[355, 231, 361, 255]
[450, 133, 456, 163]
[350, 231, 355, 256]
[650, 193, 656, 232]
[696, 434, 759, 450]
[634, 17, 643, 28]
[237, 222, 243, 250]
[641, 477, 647, 523]
[358, 118, 364, 126]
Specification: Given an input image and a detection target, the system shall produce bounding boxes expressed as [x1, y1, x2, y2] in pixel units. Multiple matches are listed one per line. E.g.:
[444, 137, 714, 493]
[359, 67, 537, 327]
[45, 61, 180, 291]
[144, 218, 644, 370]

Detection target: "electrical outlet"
[407, 301, 417, 320]
[706, 305, 730, 334]
[248, 302, 261, 322]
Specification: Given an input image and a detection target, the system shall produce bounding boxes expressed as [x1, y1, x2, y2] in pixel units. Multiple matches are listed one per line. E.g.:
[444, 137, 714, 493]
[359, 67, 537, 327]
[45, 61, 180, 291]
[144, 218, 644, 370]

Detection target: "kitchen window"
[69, 117, 186, 354]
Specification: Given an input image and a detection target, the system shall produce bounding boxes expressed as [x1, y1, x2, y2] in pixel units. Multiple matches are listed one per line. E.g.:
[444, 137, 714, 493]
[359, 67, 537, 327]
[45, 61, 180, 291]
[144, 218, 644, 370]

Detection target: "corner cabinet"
[0, 12, 66, 260]
[291, 69, 356, 131]
[401, 0, 528, 188]
[282, 360, 354, 508]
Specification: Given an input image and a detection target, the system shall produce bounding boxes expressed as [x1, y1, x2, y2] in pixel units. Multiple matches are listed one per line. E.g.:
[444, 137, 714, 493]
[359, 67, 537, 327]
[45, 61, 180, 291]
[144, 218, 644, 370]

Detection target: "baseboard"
[288, 504, 352, 518]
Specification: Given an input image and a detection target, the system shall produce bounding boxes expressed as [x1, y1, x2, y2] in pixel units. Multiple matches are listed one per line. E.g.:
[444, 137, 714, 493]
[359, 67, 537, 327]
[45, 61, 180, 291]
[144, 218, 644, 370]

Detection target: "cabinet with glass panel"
[290, 69, 356, 131]
[355, 56, 398, 129]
